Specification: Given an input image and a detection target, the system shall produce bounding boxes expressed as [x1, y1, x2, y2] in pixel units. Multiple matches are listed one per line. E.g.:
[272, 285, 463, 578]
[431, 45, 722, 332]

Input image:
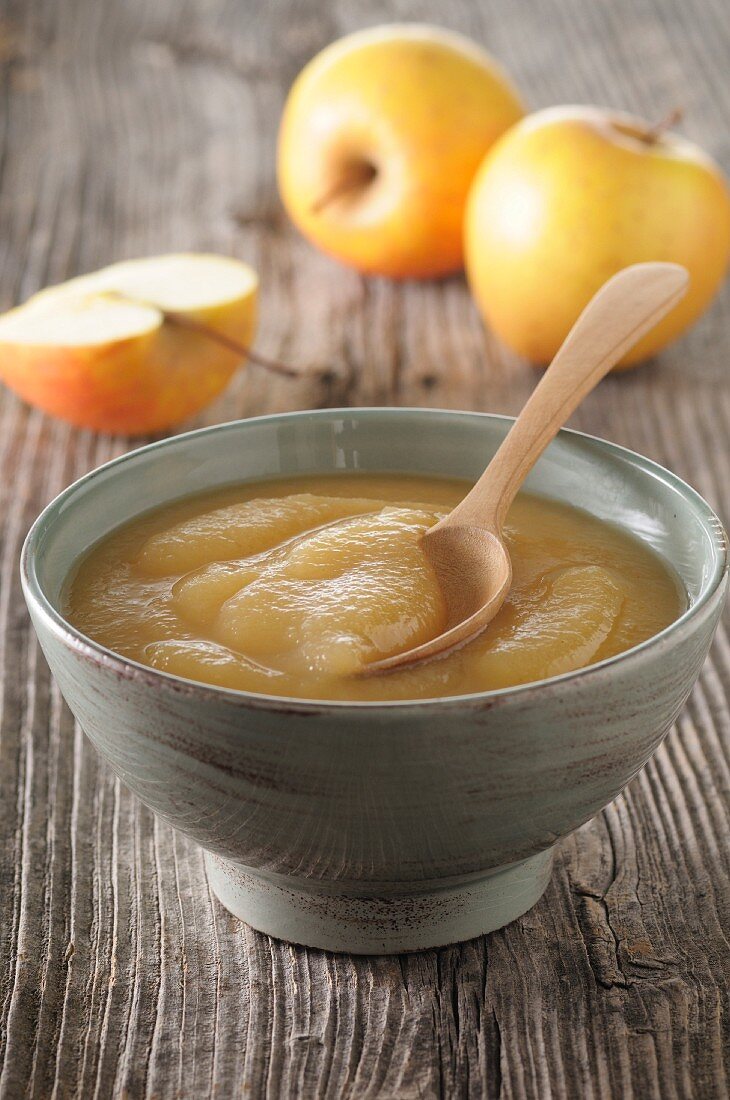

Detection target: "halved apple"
[0, 253, 258, 434]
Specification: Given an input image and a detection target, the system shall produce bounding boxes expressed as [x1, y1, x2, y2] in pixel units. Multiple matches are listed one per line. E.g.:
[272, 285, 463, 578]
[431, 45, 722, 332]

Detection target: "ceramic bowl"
[21, 409, 727, 953]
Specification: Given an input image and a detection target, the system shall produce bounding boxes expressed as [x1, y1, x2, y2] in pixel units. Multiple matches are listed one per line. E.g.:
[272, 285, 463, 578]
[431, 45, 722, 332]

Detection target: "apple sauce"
[64, 473, 684, 702]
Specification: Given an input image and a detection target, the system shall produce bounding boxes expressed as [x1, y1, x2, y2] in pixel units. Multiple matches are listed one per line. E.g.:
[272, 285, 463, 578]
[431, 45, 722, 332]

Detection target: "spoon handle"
[445, 262, 689, 532]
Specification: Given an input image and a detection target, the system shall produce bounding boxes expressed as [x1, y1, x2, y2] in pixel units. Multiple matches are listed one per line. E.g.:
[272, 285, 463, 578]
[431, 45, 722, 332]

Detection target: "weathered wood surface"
[1, 0, 729, 1096]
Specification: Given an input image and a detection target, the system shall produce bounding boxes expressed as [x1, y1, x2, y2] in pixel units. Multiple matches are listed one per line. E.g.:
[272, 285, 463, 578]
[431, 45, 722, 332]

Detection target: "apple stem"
[643, 106, 683, 143]
[160, 309, 302, 379]
[310, 160, 378, 214]
[103, 289, 322, 381]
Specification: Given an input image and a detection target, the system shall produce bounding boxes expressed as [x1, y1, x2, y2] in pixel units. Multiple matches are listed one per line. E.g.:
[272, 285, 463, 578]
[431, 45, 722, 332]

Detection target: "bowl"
[21, 409, 727, 953]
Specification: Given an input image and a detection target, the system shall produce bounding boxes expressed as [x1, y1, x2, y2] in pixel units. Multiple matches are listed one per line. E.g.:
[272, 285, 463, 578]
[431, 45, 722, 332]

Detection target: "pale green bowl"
[21, 409, 728, 953]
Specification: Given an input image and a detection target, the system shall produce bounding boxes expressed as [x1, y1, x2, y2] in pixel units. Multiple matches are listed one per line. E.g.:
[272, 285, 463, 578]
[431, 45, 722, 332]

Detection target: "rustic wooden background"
[1, 0, 729, 1096]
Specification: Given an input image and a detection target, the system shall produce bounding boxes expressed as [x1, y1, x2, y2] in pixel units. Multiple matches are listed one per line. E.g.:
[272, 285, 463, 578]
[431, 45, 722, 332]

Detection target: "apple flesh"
[0, 254, 258, 434]
[277, 23, 525, 279]
[465, 106, 730, 367]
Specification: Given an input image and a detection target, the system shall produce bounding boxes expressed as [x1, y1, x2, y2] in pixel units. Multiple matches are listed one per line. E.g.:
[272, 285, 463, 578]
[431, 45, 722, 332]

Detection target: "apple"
[0, 253, 258, 434]
[465, 106, 730, 367]
[277, 23, 525, 279]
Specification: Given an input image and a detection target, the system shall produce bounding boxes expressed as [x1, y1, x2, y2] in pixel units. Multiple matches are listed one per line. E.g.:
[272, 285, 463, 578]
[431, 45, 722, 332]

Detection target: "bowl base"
[204, 847, 555, 954]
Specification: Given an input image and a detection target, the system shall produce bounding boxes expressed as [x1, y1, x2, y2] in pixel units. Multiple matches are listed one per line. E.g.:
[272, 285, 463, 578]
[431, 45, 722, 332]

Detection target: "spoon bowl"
[367, 524, 512, 673]
[368, 262, 689, 674]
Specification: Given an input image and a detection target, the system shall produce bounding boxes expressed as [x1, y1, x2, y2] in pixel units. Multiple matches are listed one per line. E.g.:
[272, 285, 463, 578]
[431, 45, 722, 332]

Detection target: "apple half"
[0, 253, 258, 434]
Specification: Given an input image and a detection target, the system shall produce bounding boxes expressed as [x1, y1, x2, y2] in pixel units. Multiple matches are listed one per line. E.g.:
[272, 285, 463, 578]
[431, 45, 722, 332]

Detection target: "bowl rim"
[20, 407, 729, 714]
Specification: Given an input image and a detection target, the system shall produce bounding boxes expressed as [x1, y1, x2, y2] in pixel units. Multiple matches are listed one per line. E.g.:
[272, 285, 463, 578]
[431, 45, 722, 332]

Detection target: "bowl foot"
[204, 847, 554, 954]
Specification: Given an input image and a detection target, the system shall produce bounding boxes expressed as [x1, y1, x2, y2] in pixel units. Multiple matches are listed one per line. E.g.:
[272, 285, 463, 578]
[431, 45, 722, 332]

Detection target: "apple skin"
[277, 24, 525, 279]
[0, 276, 257, 436]
[465, 106, 730, 367]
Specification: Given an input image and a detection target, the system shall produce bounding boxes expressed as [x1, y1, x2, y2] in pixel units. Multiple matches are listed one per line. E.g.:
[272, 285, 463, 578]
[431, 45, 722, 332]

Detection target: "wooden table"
[1, 1, 729, 1096]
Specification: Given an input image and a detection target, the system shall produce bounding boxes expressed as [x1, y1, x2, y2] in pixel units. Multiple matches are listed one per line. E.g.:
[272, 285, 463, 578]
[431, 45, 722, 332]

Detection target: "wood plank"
[0, 0, 728, 1096]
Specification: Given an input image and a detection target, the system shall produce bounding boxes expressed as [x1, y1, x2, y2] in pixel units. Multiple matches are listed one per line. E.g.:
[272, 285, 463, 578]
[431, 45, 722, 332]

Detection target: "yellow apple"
[277, 24, 525, 279]
[465, 106, 730, 366]
[0, 253, 258, 434]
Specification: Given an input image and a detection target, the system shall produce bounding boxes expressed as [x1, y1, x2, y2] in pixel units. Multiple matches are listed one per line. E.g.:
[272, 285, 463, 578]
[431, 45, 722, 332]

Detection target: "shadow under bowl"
[21, 409, 728, 953]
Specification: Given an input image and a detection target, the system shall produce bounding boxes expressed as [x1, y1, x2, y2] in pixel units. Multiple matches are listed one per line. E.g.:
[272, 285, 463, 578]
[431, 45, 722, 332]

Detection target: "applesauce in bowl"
[64, 474, 684, 702]
[21, 409, 727, 952]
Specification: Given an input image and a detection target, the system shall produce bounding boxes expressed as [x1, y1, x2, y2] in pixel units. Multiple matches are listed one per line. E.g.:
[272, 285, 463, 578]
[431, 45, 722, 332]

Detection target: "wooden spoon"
[368, 262, 689, 674]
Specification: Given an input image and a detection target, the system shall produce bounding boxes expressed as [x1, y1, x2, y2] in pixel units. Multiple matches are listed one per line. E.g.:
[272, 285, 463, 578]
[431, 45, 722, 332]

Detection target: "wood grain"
[0, 0, 728, 1096]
